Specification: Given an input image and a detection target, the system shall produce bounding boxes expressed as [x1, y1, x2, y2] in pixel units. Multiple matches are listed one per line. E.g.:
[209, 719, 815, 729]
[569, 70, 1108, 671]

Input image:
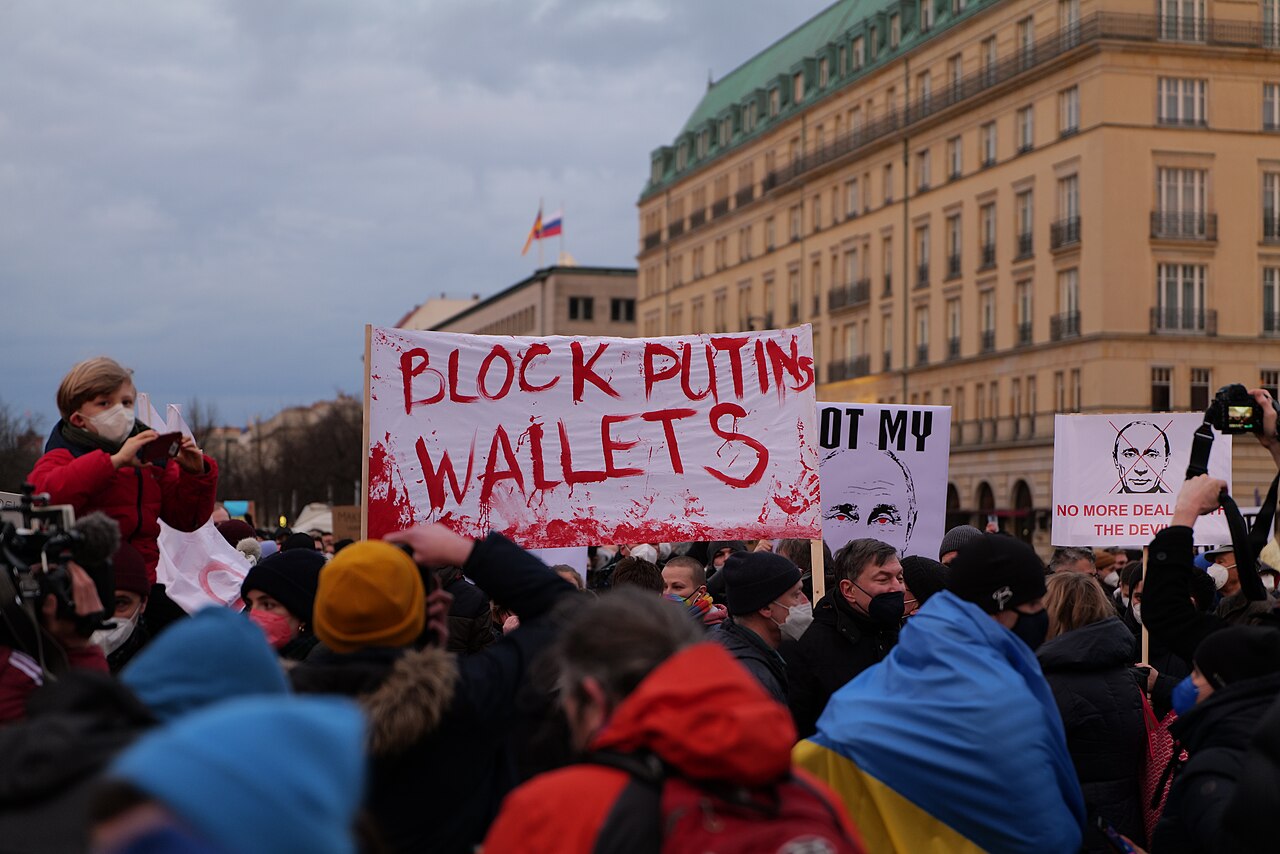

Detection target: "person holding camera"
[26, 357, 218, 587]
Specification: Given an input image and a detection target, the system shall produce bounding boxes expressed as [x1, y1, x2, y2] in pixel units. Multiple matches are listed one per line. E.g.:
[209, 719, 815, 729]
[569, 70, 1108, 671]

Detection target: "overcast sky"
[0, 0, 831, 430]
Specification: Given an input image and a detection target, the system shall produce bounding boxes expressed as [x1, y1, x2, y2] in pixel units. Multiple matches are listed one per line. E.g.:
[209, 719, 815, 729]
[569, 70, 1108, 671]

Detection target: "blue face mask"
[1171, 675, 1199, 716]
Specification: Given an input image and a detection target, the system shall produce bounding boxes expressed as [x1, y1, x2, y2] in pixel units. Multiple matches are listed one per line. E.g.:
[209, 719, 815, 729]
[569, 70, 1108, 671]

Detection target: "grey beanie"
[940, 525, 985, 559]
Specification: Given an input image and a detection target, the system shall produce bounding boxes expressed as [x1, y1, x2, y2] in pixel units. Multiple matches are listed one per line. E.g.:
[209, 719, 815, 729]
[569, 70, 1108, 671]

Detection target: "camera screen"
[1228, 405, 1255, 425]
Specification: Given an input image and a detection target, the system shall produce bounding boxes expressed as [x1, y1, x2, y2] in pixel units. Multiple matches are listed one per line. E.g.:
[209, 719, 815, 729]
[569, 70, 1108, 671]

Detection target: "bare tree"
[0, 401, 44, 493]
[182, 397, 220, 449]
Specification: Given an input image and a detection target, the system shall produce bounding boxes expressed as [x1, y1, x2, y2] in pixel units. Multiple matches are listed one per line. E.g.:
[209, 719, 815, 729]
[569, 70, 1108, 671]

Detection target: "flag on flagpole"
[539, 210, 563, 238]
[521, 206, 543, 256]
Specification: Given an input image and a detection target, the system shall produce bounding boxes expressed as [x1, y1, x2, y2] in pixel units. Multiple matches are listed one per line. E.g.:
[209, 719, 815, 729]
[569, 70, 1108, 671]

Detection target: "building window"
[920, 0, 934, 31]
[1155, 167, 1208, 238]
[1055, 371, 1066, 412]
[890, 13, 901, 48]
[610, 298, 635, 323]
[1017, 16, 1035, 67]
[948, 54, 963, 91]
[845, 177, 860, 217]
[883, 163, 894, 204]
[869, 27, 879, 60]
[915, 224, 931, 288]
[818, 57, 829, 88]
[1016, 280, 1033, 344]
[1266, 83, 1279, 130]
[1156, 263, 1207, 331]
[1059, 86, 1079, 135]
[789, 205, 802, 241]
[676, 143, 688, 171]
[769, 88, 780, 117]
[883, 236, 893, 295]
[1263, 369, 1280, 400]
[765, 216, 776, 251]
[793, 72, 805, 105]
[853, 37, 866, 69]
[1016, 106, 1034, 153]
[1266, 0, 1279, 47]
[1057, 269, 1080, 339]
[1015, 190, 1034, 257]
[1158, 78, 1207, 126]
[1152, 366, 1172, 412]
[981, 122, 997, 166]
[1071, 369, 1081, 413]
[915, 307, 930, 365]
[811, 195, 822, 232]
[979, 202, 996, 267]
[947, 297, 962, 356]
[1059, 0, 1081, 40]
[569, 296, 594, 321]
[918, 71, 933, 112]
[947, 136, 962, 179]
[981, 36, 997, 85]
[1159, 0, 1205, 42]
[713, 290, 727, 332]
[1268, 173, 1280, 240]
[917, 149, 932, 191]
[953, 0, 968, 12]
[882, 315, 893, 370]
[946, 213, 962, 279]
[1190, 368, 1212, 411]
[1264, 267, 1280, 333]
[980, 289, 995, 351]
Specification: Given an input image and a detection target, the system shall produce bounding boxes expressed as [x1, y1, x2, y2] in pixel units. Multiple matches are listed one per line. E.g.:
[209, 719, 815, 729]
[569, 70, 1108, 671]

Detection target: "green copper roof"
[678, 0, 880, 137]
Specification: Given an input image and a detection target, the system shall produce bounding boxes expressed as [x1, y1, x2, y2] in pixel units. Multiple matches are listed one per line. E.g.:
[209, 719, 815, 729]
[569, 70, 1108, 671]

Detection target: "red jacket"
[0, 644, 107, 724]
[482, 642, 861, 853]
[27, 426, 218, 584]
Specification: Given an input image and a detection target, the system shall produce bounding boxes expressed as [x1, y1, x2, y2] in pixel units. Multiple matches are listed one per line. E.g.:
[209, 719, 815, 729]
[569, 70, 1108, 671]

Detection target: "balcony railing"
[712, 198, 730, 219]
[1151, 307, 1217, 334]
[948, 336, 960, 359]
[1050, 216, 1081, 249]
[827, 355, 872, 382]
[916, 344, 929, 366]
[883, 274, 893, 297]
[828, 279, 871, 312]
[1264, 211, 1280, 243]
[689, 209, 706, 228]
[667, 220, 685, 239]
[735, 186, 754, 207]
[788, 301, 800, 323]
[1015, 232, 1033, 259]
[1017, 321, 1033, 346]
[643, 231, 661, 250]
[915, 263, 930, 290]
[1265, 313, 1280, 335]
[946, 254, 962, 279]
[642, 12, 1280, 249]
[981, 329, 995, 352]
[1051, 311, 1081, 340]
[979, 243, 996, 269]
[1150, 211, 1217, 241]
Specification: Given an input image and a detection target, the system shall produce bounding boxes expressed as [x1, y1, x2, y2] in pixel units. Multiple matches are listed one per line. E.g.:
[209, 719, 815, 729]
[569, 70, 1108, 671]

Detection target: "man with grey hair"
[1049, 547, 1096, 577]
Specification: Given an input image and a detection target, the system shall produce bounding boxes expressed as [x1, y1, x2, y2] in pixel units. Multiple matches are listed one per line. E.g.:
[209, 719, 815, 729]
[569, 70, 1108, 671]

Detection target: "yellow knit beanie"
[314, 541, 425, 653]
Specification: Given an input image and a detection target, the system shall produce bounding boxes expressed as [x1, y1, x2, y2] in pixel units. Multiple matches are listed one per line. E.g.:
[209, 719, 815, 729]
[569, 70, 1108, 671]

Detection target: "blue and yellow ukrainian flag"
[793, 591, 1085, 854]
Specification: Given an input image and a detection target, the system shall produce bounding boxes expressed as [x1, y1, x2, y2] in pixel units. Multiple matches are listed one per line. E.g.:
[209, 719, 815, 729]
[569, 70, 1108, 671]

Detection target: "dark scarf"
[59, 418, 151, 456]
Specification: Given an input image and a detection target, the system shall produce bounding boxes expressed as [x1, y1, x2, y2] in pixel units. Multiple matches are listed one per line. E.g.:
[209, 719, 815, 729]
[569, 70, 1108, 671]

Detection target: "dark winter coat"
[709, 617, 788, 703]
[0, 671, 155, 852]
[290, 533, 575, 854]
[1222, 689, 1280, 851]
[440, 566, 495, 655]
[1143, 526, 1229, 664]
[1036, 617, 1147, 851]
[28, 423, 218, 583]
[1151, 671, 1280, 854]
[780, 591, 898, 739]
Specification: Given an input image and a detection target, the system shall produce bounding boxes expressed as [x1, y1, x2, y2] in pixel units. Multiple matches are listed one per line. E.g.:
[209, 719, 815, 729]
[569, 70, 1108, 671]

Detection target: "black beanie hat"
[283, 532, 319, 552]
[946, 534, 1046, 614]
[241, 549, 325, 623]
[707, 540, 748, 567]
[1193, 627, 1280, 690]
[723, 552, 801, 616]
[901, 556, 949, 605]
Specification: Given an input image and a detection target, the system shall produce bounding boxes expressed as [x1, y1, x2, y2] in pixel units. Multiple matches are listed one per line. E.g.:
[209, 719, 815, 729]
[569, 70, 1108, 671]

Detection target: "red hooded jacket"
[27, 425, 218, 585]
[482, 642, 860, 853]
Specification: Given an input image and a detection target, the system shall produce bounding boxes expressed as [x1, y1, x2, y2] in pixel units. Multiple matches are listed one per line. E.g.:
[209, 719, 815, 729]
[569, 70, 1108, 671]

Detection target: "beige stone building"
[638, 0, 1280, 550]
[423, 265, 638, 337]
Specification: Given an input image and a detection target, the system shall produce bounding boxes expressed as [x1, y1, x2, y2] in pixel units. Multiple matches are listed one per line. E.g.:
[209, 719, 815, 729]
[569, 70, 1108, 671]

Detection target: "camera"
[1204, 383, 1267, 435]
[1, 484, 117, 640]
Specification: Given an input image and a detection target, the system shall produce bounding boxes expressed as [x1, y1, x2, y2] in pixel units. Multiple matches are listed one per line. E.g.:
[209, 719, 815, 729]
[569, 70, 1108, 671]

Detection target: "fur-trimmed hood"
[360, 645, 458, 755]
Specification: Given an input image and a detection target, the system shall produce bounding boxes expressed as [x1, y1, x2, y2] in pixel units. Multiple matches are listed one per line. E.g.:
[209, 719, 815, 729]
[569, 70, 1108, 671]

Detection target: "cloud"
[0, 0, 831, 427]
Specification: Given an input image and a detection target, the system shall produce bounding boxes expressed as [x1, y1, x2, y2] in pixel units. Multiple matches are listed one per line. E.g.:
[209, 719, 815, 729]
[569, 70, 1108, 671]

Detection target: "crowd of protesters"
[4, 358, 1280, 852]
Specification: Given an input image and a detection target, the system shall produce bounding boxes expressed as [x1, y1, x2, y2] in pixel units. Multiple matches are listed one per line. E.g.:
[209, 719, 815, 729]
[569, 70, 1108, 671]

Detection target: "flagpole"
[538, 196, 544, 269]
[559, 199, 565, 264]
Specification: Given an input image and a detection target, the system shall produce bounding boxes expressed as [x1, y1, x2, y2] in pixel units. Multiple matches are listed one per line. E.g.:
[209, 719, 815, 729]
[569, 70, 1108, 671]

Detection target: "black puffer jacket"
[709, 618, 787, 703]
[1151, 671, 1280, 853]
[779, 590, 897, 738]
[1222, 690, 1280, 850]
[438, 566, 495, 655]
[291, 533, 575, 854]
[1036, 617, 1147, 851]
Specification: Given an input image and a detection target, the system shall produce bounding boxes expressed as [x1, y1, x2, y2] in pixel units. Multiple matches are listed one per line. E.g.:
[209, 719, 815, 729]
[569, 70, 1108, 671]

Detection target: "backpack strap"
[585, 751, 665, 854]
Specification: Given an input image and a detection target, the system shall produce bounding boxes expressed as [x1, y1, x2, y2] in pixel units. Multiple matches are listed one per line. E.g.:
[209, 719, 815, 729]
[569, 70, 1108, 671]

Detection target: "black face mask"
[1010, 609, 1049, 650]
[852, 583, 905, 629]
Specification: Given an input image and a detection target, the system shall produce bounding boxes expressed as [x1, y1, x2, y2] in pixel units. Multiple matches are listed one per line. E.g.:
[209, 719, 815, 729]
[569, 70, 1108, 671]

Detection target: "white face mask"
[91, 609, 140, 655]
[1207, 564, 1229, 590]
[1104, 571, 1120, 588]
[86, 403, 135, 444]
[774, 599, 814, 642]
[1132, 603, 1142, 625]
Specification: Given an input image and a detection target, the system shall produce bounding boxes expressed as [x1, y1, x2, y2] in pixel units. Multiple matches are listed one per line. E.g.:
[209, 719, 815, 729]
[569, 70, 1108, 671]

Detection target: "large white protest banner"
[1052, 413, 1232, 547]
[365, 325, 822, 547]
[816, 403, 951, 558]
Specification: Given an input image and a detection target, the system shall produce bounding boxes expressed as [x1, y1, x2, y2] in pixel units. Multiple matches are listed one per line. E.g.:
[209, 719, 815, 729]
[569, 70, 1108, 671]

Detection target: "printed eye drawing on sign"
[1110, 420, 1173, 494]
[821, 448, 918, 554]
